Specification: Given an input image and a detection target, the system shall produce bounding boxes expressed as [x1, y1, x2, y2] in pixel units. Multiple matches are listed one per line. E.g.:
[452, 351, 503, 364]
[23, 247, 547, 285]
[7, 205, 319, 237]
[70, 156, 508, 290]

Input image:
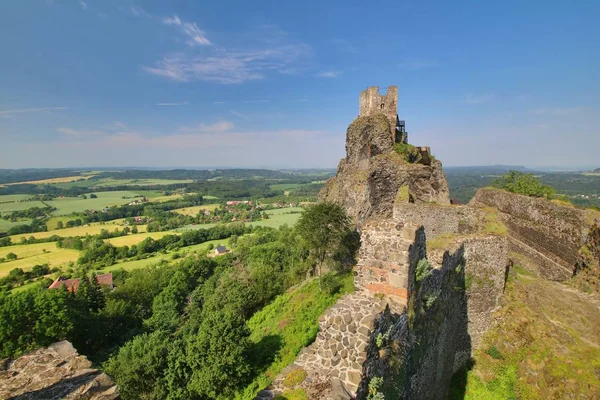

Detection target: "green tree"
[6, 252, 17, 261]
[56, 220, 64, 229]
[90, 193, 98, 198]
[295, 202, 353, 283]
[491, 171, 556, 199]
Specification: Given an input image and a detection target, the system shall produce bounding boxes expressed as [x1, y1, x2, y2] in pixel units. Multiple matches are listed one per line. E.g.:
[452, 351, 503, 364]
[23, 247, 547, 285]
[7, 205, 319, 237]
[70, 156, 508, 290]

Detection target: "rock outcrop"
[470, 188, 600, 281]
[320, 115, 450, 223]
[0, 341, 119, 400]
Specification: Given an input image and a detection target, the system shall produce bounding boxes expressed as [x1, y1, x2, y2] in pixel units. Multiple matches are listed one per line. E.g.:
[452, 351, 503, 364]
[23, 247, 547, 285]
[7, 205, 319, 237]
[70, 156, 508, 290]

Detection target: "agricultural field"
[5, 175, 95, 185]
[8, 220, 143, 242]
[101, 238, 228, 273]
[0, 200, 47, 213]
[105, 231, 178, 247]
[177, 207, 303, 232]
[0, 242, 80, 278]
[46, 191, 143, 215]
[0, 194, 35, 203]
[269, 183, 305, 191]
[173, 204, 219, 216]
[90, 178, 194, 187]
[0, 219, 32, 232]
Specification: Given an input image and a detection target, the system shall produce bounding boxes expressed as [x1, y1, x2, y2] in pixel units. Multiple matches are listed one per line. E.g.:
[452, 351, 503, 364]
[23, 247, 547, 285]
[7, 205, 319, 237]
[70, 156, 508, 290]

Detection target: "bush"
[320, 273, 342, 295]
[6, 252, 17, 261]
[416, 258, 432, 282]
[491, 171, 556, 199]
[486, 345, 504, 360]
[394, 143, 421, 163]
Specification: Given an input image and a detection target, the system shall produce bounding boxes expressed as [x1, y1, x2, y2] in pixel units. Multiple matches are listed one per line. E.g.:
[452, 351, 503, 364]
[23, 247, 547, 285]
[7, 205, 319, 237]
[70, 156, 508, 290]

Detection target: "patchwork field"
[6, 175, 95, 185]
[90, 178, 194, 187]
[177, 207, 303, 232]
[102, 238, 228, 273]
[0, 194, 35, 203]
[0, 200, 47, 213]
[8, 221, 144, 242]
[105, 231, 178, 247]
[0, 242, 80, 277]
[173, 204, 219, 216]
[0, 219, 32, 232]
[46, 191, 143, 215]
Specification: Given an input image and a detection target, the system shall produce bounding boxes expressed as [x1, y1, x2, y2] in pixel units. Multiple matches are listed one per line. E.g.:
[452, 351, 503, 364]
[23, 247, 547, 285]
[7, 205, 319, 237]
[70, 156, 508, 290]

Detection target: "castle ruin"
[359, 86, 407, 144]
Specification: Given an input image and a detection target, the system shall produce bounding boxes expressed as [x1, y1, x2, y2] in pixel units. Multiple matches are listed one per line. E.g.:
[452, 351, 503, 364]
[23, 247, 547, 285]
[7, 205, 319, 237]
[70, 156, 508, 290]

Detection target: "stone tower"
[359, 85, 407, 144]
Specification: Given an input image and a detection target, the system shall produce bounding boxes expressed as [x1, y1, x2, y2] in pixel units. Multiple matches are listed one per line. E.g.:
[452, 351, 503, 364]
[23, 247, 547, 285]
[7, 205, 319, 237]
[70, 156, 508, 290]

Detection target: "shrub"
[6, 252, 17, 261]
[274, 388, 308, 400]
[394, 143, 421, 163]
[486, 345, 504, 360]
[321, 272, 342, 295]
[415, 258, 432, 282]
[491, 171, 556, 199]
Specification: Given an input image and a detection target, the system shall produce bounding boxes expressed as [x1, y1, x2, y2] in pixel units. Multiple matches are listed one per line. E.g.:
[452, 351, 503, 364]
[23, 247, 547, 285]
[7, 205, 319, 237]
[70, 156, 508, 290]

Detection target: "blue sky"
[1, 0, 599, 169]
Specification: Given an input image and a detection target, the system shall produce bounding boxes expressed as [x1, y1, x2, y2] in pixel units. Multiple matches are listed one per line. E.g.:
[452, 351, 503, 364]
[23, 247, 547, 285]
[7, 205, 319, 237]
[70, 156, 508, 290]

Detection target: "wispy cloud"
[128, 5, 151, 18]
[163, 15, 211, 47]
[78, 0, 87, 10]
[230, 110, 250, 120]
[397, 58, 438, 70]
[56, 127, 106, 137]
[315, 71, 340, 78]
[178, 120, 235, 134]
[156, 101, 189, 106]
[464, 93, 495, 104]
[144, 43, 311, 84]
[0, 107, 68, 116]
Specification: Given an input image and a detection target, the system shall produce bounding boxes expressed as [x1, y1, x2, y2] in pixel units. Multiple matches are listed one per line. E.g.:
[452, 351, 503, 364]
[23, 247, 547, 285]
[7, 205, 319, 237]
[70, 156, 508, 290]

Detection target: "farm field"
[6, 175, 95, 185]
[0, 242, 80, 278]
[0, 200, 47, 213]
[0, 219, 32, 232]
[46, 191, 143, 215]
[173, 204, 219, 216]
[269, 183, 305, 191]
[101, 238, 228, 273]
[178, 207, 303, 232]
[105, 231, 178, 247]
[90, 178, 194, 187]
[0, 194, 35, 203]
[8, 220, 144, 242]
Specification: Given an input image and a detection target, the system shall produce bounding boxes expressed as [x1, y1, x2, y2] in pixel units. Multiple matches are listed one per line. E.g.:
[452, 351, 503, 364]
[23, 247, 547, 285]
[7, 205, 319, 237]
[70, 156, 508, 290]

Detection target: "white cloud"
[78, 0, 87, 10]
[156, 101, 189, 106]
[464, 93, 495, 104]
[129, 6, 151, 17]
[143, 44, 311, 84]
[178, 120, 235, 134]
[0, 106, 68, 116]
[163, 15, 211, 47]
[315, 71, 340, 78]
[230, 110, 250, 120]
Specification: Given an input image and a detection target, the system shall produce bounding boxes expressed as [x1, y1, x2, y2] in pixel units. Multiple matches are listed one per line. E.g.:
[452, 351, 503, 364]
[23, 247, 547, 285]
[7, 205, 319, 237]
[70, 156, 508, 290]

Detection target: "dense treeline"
[95, 169, 298, 181]
[187, 180, 279, 199]
[1, 205, 55, 221]
[0, 169, 83, 184]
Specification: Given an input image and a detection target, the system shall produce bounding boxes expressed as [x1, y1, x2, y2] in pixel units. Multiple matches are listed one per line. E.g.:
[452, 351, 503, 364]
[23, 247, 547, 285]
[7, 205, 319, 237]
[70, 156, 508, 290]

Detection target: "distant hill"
[444, 165, 535, 175]
[594, 168, 600, 173]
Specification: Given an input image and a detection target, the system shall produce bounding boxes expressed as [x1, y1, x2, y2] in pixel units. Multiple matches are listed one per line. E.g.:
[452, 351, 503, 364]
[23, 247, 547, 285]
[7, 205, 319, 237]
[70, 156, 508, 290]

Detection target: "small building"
[48, 273, 114, 292]
[214, 246, 227, 255]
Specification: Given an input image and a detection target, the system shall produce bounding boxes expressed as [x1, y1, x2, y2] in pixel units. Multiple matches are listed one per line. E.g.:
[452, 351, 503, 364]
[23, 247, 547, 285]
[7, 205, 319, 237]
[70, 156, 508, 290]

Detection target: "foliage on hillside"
[235, 272, 354, 399]
[394, 143, 422, 164]
[491, 171, 556, 199]
[450, 265, 600, 399]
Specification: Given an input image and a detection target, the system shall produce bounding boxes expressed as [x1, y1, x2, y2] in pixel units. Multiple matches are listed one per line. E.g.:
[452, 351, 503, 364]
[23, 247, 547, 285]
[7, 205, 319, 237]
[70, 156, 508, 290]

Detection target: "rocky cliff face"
[320, 115, 450, 223]
[470, 188, 600, 281]
[0, 341, 119, 400]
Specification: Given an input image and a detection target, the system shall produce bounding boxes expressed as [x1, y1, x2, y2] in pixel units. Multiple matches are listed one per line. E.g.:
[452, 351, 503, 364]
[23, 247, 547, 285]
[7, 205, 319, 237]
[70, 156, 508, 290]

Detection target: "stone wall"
[359, 86, 399, 140]
[0, 341, 119, 400]
[393, 202, 482, 239]
[470, 188, 589, 280]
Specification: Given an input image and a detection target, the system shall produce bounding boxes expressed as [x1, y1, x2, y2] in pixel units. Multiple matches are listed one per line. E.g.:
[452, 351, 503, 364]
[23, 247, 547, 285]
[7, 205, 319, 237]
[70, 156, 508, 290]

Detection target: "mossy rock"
[283, 368, 307, 388]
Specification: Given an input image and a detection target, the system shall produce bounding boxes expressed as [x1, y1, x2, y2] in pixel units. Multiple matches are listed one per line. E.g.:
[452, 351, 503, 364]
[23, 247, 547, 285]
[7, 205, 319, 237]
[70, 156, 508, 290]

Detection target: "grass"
[449, 266, 600, 399]
[283, 369, 307, 388]
[5, 175, 95, 185]
[105, 231, 177, 247]
[273, 388, 308, 400]
[101, 238, 227, 273]
[8, 220, 144, 242]
[270, 183, 305, 191]
[0, 219, 32, 232]
[46, 191, 143, 215]
[234, 271, 354, 400]
[173, 204, 219, 216]
[178, 207, 304, 232]
[0, 200, 46, 213]
[0, 194, 35, 203]
[0, 243, 80, 277]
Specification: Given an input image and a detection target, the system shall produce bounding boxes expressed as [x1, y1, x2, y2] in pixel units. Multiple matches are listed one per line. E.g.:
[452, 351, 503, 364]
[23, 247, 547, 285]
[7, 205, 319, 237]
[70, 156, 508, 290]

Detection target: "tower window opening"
[380, 103, 384, 110]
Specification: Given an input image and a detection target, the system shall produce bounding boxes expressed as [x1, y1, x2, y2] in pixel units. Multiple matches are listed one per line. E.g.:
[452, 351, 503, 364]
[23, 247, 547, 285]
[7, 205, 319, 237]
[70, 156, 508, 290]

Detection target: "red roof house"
[48, 273, 114, 292]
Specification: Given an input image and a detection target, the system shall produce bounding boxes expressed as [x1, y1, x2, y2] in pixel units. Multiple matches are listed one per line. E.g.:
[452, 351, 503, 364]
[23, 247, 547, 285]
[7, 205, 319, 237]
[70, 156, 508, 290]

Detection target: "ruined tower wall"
[359, 86, 399, 141]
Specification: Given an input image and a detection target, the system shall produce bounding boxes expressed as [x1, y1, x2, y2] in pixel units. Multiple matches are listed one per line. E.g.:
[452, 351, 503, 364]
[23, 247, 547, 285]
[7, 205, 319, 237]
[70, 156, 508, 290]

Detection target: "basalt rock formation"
[0, 341, 119, 400]
[320, 110, 450, 224]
